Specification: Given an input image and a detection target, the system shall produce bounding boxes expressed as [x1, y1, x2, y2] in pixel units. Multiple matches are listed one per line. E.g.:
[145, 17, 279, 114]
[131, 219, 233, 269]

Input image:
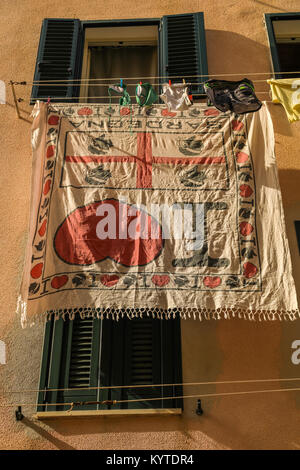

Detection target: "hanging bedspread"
[17, 102, 299, 325]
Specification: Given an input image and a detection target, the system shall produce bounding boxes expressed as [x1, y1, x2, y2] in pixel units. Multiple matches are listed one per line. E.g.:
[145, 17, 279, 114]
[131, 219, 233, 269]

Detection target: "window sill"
[33, 408, 182, 420]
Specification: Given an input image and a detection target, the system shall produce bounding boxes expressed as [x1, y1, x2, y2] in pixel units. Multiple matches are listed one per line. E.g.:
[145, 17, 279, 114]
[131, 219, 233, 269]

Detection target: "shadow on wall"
[205, 30, 270, 93]
[278, 169, 300, 207]
[21, 418, 76, 450]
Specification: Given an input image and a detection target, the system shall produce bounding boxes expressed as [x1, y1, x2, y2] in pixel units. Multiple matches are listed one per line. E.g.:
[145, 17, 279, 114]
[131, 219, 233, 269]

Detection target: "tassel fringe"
[16, 298, 300, 327]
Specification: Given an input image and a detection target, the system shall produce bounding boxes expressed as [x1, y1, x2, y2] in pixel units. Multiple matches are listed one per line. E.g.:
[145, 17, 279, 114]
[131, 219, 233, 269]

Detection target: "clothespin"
[139, 81, 142, 85]
[120, 79, 123, 88]
[182, 79, 186, 85]
[169, 79, 172, 86]
[47, 97, 51, 104]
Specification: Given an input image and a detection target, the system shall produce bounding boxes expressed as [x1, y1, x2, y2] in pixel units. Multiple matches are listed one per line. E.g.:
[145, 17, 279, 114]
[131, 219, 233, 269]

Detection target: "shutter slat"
[68, 316, 93, 388]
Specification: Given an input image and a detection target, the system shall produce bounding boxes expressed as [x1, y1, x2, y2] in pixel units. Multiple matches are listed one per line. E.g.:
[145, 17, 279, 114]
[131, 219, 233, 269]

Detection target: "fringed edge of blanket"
[17, 298, 300, 326]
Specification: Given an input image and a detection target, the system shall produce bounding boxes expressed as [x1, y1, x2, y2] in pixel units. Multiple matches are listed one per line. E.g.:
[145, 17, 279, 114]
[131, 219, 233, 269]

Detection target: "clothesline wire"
[9, 70, 300, 84]
[2, 376, 300, 395]
[28, 94, 270, 101]
[25, 99, 277, 104]
[11, 80, 276, 86]
[0, 387, 299, 409]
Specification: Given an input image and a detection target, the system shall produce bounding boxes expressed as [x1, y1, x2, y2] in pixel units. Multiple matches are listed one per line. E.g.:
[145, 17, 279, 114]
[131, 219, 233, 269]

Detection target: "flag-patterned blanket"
[18, 102, 299, 324]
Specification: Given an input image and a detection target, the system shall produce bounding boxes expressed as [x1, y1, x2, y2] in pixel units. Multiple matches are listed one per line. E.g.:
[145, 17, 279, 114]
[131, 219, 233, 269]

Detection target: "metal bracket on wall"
[15, 406, 24, 421]
[10, 81, 26, 119]
[195, 399, 203, 416]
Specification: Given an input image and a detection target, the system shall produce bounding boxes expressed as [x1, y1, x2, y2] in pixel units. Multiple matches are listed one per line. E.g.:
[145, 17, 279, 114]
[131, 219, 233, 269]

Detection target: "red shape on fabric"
[51, 275, 68, 289]
[239, 184, 253, 198]
[30, 263, 43, 279]
[161, 108, 177, 117]
[239, 221, 254, 236]
[38, 220, 47, 237]
[46, 145, 55, 158]
[54, 199, 163, 267]
[136, 132, 152, 188]
[43, 180, 51, 195]
[204, 108, 220, 116]
[203, 276, 221, 288]
[243, 262, 257, 278]
[120, 107, 131, 116]
[236, 151, 249, 163]
[48, 115, 59, 125]
[151, 275, 170, 287]
[232, 120, 244, 131]
[100, 275, 119, 287]
[78, 107, 93, 115]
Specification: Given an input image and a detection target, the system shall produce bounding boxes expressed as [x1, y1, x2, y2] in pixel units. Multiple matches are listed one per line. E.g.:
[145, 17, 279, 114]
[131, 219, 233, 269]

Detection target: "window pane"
[88, 45, 158, 102]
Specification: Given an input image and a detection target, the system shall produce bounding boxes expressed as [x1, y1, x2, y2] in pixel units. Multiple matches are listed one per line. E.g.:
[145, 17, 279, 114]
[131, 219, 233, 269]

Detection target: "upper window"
[31, 14, 208, 103]
[265, 13, 300, 78]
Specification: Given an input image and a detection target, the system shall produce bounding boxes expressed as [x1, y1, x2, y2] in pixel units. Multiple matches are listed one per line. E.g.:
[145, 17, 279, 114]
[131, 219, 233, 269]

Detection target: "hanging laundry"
[108, 83, 131, 108]
[136, 82, 158, 106]
[204, 79, 262, 114]
[267, 78, 300, 123]
[108, 82, 133, 132]
[160, 82, 192, 111]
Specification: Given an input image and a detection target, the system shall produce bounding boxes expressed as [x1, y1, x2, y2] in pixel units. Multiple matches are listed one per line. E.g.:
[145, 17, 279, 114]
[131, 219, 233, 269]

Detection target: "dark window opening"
[265, 14, 300, 78]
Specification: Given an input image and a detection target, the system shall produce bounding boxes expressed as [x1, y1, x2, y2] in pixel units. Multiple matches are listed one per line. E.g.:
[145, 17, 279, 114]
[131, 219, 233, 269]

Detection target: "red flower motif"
[100, 275, 119, 287]
[243, 262, 257, 278]
[30, 263, 43, 279]
[151, 275, 170, 287]
[203, 276, 221, 288]
[51, 275, 69, 289]
[77, 107, 93, 116]
[48, 115, 59, 125]
[239, 221, 254, 236]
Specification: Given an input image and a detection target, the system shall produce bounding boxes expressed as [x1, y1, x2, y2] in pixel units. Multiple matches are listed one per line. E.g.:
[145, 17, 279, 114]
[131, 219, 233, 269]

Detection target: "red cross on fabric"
[66, 132, 225, 188]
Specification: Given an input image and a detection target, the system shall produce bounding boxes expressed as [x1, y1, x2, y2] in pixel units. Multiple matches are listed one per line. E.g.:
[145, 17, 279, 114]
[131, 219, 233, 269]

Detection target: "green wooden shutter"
[38, 316, 100, 411]
[100, 316, 182, 410]
[122, 317, 162, 409]
[31, 18, 82, 103]
[160, 12, 208, 96]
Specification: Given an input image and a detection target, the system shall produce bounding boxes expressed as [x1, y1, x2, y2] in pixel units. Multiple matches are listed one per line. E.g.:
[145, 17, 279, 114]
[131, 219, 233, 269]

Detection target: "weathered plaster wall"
[0, 0, 299, 450]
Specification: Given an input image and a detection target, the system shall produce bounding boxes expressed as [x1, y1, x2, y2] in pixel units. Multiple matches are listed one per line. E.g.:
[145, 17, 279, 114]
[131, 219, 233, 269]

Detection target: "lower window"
[38, 314, 183, 411]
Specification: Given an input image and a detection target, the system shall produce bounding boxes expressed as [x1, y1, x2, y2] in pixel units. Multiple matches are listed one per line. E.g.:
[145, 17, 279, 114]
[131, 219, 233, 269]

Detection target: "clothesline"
[1, 387, 300, 410]
[27, 93, 270, 102]
[8, 70, 300, 84]
[2, 376, 300, 395]
[13, 80, 272, 87]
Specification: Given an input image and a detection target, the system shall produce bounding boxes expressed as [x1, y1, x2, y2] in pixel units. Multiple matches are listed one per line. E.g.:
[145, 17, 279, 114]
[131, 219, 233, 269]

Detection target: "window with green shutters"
[38, 315, 183, 411]
[31, 13, 208, 103]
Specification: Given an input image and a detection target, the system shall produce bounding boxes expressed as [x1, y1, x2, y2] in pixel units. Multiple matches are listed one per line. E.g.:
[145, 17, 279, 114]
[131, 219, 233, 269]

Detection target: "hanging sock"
[108, 83, 131, 110]
[204, 79, 262, 114]
[160, 82, 192, 111]
[267, 78, 300, 123]
[108, 82, 133, 132]
[136, 82, 158, 106]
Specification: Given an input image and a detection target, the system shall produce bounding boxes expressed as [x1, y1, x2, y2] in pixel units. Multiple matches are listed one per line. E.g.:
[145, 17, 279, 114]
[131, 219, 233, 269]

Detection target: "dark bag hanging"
[204, 78, 262, 114]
